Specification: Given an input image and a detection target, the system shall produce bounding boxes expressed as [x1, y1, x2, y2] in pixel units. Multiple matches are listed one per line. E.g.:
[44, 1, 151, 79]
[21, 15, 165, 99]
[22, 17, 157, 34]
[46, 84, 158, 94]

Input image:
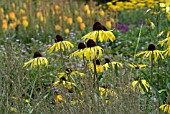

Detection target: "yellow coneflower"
[135, 44, 164, 62]
[55, 5, 60, 13]
[2, 23, 8, 31]
[158, 31, 170, 47]
[129, 63, 147, 69]
[103, 58, 123, 70]
[131, 79, 151, 94]
[23, 51, 48, 68]
[160, 102, 170, 114]
[76, 16, 83, 23]
[55, 25, 61, 31]
[64, 28, 69, 34]
[89, 60, 103, 73]
[48, 35, 74, 53]
[79, 39, 103, 60]
[70, 42, 86, 58]
[82, 22, 115, 42]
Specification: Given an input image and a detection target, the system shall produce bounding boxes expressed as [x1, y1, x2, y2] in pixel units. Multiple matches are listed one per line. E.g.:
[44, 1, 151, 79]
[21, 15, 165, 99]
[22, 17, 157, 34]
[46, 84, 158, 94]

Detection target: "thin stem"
[150, 52, 154, 82]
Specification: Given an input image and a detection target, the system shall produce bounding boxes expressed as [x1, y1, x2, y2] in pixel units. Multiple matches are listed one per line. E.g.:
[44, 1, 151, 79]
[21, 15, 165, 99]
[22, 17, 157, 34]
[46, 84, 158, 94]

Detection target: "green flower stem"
[150, 52, 154, 83]
[93, 58, 99, 95]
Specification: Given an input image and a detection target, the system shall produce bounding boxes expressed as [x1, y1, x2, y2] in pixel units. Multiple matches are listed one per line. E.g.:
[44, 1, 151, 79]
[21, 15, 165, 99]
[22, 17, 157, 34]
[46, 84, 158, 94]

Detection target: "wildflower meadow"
[1, 0, 170, 113]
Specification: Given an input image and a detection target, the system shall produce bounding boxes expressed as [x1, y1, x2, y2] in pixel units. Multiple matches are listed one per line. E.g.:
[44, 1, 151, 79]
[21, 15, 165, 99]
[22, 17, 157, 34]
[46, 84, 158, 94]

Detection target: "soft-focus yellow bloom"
[22, 20, 28, 27]
[99, 9, 105, 17]
[55, 5, 60, 13]
[9, 11, 16, 20]
[160, 103, 170, 114]
[129, 63, 147, 69]
[9, 22, 17, 29]
[84, 4, 89, 11]
[19, 9, 25, 15]
[2, 23, 8, 31]
[55, 25, 61, 31]
[132, 79, 151, 94]
[80, 23, 86, 30]
[36, 11, 42, 18]
[76, 16, 83, 23]
[65, 28, 69, 34]
[106, 21, 112, 29]
[146, 19, 155, 29]
[67, 17, 73, 25]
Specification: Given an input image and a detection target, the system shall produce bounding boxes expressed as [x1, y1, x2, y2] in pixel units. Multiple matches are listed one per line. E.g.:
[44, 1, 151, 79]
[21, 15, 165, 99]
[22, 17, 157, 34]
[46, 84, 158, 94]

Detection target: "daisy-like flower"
[23, 51, 48, 68]
[129, 63, 147, 69]
[158, 31, 170, 47]
[82, 22, 115, 42]
[159, 102, 170, 114]
[70, 42, 86, 58]
[57, 68, 85, 81]
[103, 57, 123, 70]
[89, 59, 103, 73]
[135, 44, 164, 62]
[48, 35, 74, 53]
[131, 79, 152, 94]
[79, 39, 103, 60]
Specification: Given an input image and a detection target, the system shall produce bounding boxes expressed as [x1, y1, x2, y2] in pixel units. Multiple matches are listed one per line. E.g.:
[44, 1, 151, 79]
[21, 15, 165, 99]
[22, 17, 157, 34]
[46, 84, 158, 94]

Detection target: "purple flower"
[116, 23, 129, 33]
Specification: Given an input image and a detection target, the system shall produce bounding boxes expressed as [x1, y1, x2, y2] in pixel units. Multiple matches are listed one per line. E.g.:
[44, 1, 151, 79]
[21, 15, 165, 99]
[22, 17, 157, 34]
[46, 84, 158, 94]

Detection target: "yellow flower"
[99, 9, 105, 17]
[129, 63, 147, 69]
[84, 4, 89, 12]
[135, 44, 164, 62]
[56, 68, 85, 82]
[55, 25, 61, 31]
[2, 23, 8, 31]
[89, 60, 103, 73]
[106, 21, 112, 29]
[65, 28, 69, 34]
[81, 39, 103, 60]
[82, 22, 115, 42]
[158, 31, 170, 47]
[67, 17, 73, 25]
[48, 35, 74, 53]
[103, 57, 123, 70]
[9, 11, 16, 20]
[23, 51, 48, 68]
[160, 103, 170, 114]
[22, 20, 28, 27]
[70, 42, 86, 58]
[76, 16, 83, 23]
[55, 94, 63, 102]
[80, 23, 86, 30]
[132, 79, 151, 94]
[163, 47, 170, 56]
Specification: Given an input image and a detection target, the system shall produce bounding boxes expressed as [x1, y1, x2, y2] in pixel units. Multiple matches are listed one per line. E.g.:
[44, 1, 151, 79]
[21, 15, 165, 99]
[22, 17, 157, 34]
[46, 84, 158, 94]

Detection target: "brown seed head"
[105, 58, 111, 63]
[102, 25, 108, 31]
[148, 44, 156, 51]
[55, 35, 64, 42]
[87, 39, 96, 47]
[96, 59, 100, 65]
[33, 51, 42, 58]
[93, 22, 102, 31]
[78, 42, 86, 49]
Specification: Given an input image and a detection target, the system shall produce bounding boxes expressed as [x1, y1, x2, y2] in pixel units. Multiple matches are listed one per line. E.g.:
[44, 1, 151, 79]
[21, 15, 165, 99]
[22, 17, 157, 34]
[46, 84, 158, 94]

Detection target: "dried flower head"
[55, 35, 64, 42]
[34, 51, 42, 58]
[87, 39, 96, 47]
[78, 42, 86, 49]
[93, 22, 102, 31]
